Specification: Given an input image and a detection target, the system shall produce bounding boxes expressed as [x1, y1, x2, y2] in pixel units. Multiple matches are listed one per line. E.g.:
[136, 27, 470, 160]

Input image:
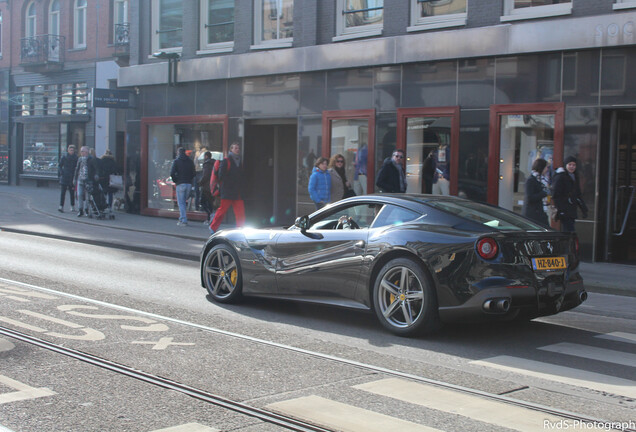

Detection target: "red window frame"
[322, 109, 376, 193]
[487, 103, 564, 205]
[397, 106, 461, 196]
[140, 114, 228, 218]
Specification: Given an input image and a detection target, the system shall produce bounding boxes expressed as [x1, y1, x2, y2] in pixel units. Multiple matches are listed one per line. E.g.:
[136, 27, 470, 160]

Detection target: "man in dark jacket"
[376, 149, 407, 193]
[552, 155, 588, 232]
[99, 149, 119, 209]
[170, 147, 196, 226]
[58, 145, 78, 212]
[209, 142, 245, 234]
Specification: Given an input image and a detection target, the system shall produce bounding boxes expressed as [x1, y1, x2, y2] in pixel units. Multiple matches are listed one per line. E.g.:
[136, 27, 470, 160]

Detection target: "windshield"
[426, 199, 546, 231]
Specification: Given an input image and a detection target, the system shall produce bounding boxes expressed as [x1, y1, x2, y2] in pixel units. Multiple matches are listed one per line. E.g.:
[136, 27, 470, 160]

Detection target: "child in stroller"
[86, 181, 115, 220]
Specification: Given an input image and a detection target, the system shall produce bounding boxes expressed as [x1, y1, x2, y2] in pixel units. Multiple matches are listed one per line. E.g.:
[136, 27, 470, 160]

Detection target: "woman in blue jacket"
[308, 157, 331, 209]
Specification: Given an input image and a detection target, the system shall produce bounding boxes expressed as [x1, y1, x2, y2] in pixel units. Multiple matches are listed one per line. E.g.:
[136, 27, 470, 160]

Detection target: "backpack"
[209, 158, 231, 197]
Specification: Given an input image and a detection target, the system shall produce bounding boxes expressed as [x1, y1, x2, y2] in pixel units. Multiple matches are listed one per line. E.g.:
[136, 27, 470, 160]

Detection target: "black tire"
[372, 257, 440, 336]
[202, 244, 243, 303]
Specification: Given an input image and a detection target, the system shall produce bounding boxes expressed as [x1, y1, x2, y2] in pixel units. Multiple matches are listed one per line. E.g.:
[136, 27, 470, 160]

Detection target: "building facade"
[0, 0, 130, 187]
[4, 1, 635, 265]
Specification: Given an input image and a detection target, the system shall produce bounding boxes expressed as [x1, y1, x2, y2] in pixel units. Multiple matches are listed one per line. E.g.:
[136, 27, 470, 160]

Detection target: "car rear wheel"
[373, 257, 440, 336]
[203, 244, 243, 303]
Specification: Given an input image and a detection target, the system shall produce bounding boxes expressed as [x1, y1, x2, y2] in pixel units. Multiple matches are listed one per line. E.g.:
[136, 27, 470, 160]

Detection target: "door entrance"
[243, 120, 297, 227]
[599, 110, 636, 264]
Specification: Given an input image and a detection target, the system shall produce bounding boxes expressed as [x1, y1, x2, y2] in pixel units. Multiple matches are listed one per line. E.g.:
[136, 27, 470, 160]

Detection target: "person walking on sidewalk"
[376, 149, 407, 193]
[58, 145, 78, 213]
[170, 147, 196, 226]
[198, 151, 215, 223]
[209, 142, 245, 234]
[308, 157, 331, 209]
[99, 149, 119, 210]
[73, 146, 98, 217]
[552, 155, 588, 233]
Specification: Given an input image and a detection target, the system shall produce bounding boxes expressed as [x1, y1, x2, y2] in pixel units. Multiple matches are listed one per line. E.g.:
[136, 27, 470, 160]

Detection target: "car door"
[272, 203, 377, 303]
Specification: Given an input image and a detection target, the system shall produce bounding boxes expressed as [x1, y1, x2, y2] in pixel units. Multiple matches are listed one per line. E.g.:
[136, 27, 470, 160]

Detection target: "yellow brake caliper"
[230, 269, 238, 286]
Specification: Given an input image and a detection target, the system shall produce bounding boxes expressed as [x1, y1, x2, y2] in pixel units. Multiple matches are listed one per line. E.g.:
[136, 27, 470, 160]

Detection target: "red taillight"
[476, 237, 498, 260]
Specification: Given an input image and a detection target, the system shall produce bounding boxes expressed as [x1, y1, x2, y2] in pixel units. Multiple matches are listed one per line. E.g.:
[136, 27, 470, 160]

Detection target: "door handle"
[354, 240, 365, 248]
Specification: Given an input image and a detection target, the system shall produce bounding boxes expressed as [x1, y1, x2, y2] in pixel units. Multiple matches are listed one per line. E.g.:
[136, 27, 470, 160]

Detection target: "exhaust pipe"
[579, 291, 588, 302]
[483, 298, 511, 313]
[496, 299, 510, 312]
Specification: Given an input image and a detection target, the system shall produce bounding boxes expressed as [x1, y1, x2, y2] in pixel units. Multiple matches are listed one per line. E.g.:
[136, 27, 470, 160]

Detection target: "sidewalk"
[1, 184, 634, 297]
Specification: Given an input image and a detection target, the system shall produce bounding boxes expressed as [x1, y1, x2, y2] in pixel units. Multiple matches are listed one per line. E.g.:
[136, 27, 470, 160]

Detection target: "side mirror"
[294, 215, 310, 231]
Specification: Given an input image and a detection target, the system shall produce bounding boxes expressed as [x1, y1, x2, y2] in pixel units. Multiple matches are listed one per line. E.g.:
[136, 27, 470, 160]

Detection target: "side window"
[371, 204, 420, 228]
[310, 203, 381, 230]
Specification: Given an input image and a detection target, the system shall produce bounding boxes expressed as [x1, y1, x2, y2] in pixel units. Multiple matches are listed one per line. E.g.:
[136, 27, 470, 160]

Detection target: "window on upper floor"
[335, 0, 383, 42]
[408, 0, 466, 32]
[74, 0, 87, 48]
[199, 0, 235, 53]
[152, 0, 183, 54]
[49, 0, 60, 36]
[26, 1, 37, 38]
[114, 0, 128, 42]
[614, 0, 636, 9]
[502, 0, 572, 22]
[253, 0, 293, 49]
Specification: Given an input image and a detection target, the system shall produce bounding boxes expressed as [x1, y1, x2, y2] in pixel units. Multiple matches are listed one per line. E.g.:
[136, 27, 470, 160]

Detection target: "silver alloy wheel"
[204, 247, 238, 299]
[377, 265, 425, 329]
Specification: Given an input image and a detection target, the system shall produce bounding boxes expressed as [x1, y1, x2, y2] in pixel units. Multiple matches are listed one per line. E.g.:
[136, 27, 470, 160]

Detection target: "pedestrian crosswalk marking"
[471, 356, 636, 399]
[596, 332, 636, 345]
[266, 395, 441, 432]
[354, 378, 599, 431]
[538, 342, 636, 368]
[150, 424, 218, 432]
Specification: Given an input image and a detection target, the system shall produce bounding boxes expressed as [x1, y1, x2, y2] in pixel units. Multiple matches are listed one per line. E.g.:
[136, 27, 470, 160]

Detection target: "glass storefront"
[498, 113, 556, 215]
[146, 120, 224, 213]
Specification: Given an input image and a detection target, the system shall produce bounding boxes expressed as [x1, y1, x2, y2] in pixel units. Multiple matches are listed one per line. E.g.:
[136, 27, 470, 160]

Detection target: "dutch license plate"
[532, 256, 567, 271]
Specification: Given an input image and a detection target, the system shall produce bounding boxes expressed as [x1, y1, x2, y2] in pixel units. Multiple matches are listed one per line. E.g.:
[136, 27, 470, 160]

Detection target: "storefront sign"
[92, 88, 132, 109]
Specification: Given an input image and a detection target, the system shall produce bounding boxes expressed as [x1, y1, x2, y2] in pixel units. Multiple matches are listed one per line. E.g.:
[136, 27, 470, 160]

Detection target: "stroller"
[86, 181, 115, 220]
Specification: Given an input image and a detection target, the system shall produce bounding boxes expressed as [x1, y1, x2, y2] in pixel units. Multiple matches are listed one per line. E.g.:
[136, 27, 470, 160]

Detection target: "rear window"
[426, 200, 546, 231]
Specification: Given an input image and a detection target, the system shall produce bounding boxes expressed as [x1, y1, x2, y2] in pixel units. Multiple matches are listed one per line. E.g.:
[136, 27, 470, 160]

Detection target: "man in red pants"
[209, 141, 245, 234]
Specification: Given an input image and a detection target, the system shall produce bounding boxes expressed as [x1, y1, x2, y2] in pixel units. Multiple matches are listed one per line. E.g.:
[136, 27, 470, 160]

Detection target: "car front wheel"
[202, 244, 243, 303]
[372, 257, 440, 336]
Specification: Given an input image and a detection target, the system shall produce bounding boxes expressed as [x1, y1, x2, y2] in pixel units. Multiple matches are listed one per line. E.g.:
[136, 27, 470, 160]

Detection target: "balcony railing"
[114, 23, 130, 56]
[20, 35, 65, 66]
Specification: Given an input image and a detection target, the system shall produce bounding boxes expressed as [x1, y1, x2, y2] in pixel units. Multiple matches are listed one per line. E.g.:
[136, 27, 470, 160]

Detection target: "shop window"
[141, 116, 228, 217]
[253, 0, 293, 49]
[199, 0, 234, 54]
[151, 0, 182, 54]
[501, 0, 572, 22]
[397, 107, 460, 196]
[408, 0, 466, 32]
[0, 11, 3, 58]
[334, 0, 383, 42]
[488, 103, 565, 222]
[22, 123, 60, 177]
[322, 110, 375, 197]
[74, 0, 87, 48]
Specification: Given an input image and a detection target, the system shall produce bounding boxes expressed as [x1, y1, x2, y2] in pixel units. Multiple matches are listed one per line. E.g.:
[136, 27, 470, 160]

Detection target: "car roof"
[341, 193, 469, 206]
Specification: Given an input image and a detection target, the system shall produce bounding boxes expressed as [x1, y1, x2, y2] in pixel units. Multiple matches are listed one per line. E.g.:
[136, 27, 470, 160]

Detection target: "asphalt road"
[1, 232, 635, 432]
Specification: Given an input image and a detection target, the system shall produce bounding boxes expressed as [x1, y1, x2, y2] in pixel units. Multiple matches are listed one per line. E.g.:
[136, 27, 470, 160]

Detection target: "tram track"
[1, 277, 633, 432]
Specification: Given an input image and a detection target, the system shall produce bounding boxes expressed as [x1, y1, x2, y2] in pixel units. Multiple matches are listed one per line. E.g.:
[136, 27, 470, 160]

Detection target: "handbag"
[109, 174, 124, 190]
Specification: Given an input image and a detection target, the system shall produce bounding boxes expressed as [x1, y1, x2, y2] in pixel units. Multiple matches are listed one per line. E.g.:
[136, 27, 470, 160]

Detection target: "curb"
[0, 227, 200, 262]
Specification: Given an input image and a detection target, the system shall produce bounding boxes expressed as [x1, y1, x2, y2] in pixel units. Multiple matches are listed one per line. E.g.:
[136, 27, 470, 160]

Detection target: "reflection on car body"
[200, 194, 586, 336]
